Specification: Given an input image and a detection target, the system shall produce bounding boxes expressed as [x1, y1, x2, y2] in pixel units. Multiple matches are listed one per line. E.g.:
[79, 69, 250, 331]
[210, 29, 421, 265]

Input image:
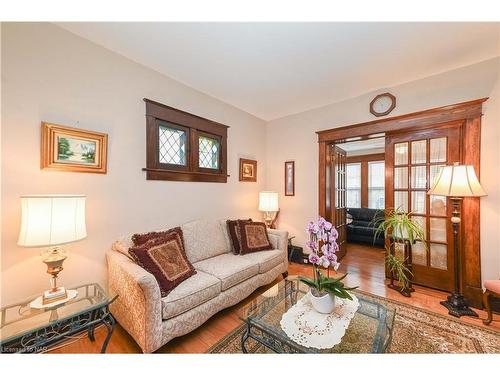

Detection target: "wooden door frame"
[317, 98, 487, 308]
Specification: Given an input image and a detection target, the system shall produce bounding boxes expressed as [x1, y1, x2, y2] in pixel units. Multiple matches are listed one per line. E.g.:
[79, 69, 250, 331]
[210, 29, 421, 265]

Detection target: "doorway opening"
[333, 135, 387, 284]
[317, 99, 485, 307]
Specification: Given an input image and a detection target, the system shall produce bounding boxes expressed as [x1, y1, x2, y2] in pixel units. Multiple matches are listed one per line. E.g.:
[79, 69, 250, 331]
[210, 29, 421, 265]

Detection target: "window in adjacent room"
[368, 161, 385, 209]
[143, 99, 228, 182]
[346, 163, 361, 208]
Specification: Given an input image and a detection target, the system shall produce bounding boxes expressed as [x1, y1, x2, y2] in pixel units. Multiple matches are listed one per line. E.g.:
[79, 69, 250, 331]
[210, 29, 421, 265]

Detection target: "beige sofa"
[106, 219, 288, 353]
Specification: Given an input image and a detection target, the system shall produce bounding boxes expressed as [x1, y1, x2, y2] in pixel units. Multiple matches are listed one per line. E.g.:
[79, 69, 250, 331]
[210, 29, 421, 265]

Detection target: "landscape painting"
[41, 122, 108, 174]
[57, 136, 97, 165]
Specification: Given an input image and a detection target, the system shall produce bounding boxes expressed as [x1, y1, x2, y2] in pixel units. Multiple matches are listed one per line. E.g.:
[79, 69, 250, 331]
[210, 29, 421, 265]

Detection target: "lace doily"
[280, 292, 360, 349]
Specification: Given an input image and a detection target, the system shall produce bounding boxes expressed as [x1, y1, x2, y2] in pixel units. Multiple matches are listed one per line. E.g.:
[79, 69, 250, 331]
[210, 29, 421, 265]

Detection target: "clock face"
[370, 93, 396, 116]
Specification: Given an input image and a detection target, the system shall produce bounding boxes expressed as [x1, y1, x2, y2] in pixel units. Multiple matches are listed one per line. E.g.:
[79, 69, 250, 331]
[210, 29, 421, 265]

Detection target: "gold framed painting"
[239, 158, 257, 182]
[41, 122, 108, 174]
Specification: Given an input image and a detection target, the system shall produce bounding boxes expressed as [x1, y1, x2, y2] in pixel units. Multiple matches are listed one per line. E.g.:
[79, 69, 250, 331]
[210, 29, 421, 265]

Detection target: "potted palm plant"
[374, 208, 427, 297]
[299, 217, 358, 313]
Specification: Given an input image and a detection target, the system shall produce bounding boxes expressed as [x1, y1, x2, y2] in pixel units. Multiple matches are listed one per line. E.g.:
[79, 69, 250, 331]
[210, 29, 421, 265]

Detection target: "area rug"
[208, 290, 500, 353]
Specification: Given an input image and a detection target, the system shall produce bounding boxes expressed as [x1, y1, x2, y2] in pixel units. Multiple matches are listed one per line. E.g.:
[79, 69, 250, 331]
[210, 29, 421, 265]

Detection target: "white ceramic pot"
[309, 290, 336, 314]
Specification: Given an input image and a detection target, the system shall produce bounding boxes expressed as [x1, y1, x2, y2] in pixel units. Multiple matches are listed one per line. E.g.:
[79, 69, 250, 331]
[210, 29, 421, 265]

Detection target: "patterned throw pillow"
[129, 232, 196, 297]
[132, 227, 184, 247]
[226, 219, 252, 254]
[238, 221, 273, 255]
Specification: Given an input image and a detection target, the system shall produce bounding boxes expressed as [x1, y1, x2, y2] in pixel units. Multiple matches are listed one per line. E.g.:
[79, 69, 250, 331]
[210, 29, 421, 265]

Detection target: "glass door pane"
[430, 137, 447, 162]
[394, 143, 408, 165]
[394, 167, 408, 189]
[411, 140, 427, 164]
[411, 166, 427, 188]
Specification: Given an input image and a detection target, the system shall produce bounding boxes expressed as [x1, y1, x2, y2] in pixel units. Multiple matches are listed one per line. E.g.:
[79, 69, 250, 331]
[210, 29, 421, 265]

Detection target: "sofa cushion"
[351, 220, 374, 228]
[181, 220, 230, 263]
[129, 232, 196, 297]
[238, 221, 273, 254]
[112, 237, 135, 261]
[193, 253, 259, 291]
[219, 219, 232, 252]
[240, 249, 283, 274]
[226, 219, 252, 254]
[347, 208, 384, 223]
[347, 224, 376, 238]
[132, 226, 184, 247]
[161, 270, 221, 320]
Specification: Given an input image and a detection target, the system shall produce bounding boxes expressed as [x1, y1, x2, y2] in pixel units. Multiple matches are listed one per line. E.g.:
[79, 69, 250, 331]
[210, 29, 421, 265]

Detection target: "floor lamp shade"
[18, 195, 87, 247]
[428, 164, 486, 197]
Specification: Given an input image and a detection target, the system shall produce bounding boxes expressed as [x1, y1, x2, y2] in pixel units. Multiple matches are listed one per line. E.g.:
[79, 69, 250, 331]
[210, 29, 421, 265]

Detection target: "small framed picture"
[41, 122, 108, 174]
[239, 158, 257, 182]
[285, 161, 295, 196]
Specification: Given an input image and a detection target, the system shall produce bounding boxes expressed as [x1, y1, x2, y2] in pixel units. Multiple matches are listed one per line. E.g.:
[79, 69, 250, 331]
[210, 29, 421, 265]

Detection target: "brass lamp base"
[42, 287, 68, 305]
[263, 210, 280, 229]
[41, 247, 67, 305]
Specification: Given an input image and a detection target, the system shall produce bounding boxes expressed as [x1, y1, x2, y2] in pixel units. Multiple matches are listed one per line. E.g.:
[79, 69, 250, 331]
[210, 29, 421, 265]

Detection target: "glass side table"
[0, 283, 117, 353]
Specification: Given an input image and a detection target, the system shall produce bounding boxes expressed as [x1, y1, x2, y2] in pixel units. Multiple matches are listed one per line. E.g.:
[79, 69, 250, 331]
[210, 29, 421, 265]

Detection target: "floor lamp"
[427, 163, 486, 318]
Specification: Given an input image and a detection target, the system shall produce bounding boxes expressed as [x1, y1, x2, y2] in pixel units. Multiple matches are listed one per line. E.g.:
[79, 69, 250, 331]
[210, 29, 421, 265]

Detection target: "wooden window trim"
[346, 153, 385, 208]
[143, 99, 229, 182]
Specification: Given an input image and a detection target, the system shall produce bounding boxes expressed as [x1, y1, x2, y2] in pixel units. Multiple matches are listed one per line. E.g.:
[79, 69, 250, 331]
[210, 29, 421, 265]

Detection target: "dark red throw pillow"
[132, 227, 184, 247]
[129, 232, 195, 297]
[238, 221, 273, 255]
[226, 219, 252, 254]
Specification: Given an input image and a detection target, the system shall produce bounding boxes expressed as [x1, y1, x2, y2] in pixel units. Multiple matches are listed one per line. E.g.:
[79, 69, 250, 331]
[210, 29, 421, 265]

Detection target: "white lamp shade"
[428, 164, 486, 197]
[18, 195, 87, 247]
[259, 191, 279, 212]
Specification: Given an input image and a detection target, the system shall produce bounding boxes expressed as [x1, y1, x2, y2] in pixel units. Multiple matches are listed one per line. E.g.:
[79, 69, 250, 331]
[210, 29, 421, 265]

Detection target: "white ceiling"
[57, 22, 500, 121]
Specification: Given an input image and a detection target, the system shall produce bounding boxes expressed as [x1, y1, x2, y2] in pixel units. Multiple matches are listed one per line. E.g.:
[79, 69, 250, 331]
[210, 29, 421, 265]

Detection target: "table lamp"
[259, 191, 279, 228]
[17, 195, 87, 304]
[427, 163, 486, 317]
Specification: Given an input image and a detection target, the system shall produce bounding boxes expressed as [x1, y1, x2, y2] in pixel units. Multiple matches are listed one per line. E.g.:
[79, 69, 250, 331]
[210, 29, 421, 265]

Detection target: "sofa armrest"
[267, 228, 289, 259]
[106, 251, 163, 353]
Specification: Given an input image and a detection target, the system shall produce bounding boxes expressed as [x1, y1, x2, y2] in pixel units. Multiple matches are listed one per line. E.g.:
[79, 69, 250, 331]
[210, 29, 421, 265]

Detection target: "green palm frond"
[373, 207, 427, 248]
[385, 252, 413, 290]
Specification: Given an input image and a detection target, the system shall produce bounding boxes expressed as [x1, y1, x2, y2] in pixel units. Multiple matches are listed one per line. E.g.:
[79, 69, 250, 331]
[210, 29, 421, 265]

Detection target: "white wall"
[266, 57, 500, 282]
[2, 23, 500, 305]
[1, 23, 268, 304]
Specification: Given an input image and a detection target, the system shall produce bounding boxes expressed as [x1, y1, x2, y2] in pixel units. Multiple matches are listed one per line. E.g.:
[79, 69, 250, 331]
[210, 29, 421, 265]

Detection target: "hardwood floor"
[49, 243, 500, 354]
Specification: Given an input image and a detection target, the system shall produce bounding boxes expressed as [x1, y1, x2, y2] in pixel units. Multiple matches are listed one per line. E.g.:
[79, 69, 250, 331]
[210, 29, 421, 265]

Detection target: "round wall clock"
[370, 92, 396, 117]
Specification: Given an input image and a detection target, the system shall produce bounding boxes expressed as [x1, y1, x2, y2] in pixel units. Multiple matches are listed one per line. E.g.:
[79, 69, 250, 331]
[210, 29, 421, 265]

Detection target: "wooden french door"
[385, 124, 461, 291]
[330, 145, 347, 260]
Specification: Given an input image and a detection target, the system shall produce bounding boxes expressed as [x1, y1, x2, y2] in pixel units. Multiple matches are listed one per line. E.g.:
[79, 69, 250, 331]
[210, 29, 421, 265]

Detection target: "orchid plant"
[299, 217, 357, 300]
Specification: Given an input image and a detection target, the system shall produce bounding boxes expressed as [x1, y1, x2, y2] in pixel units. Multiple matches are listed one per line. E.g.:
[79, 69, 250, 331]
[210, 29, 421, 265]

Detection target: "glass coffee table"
[0, 283, 117, 353]
[239, 277, 395, 353]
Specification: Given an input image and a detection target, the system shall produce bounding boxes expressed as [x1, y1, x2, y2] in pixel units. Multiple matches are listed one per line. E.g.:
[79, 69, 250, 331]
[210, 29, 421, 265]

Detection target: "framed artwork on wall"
[41, 122, 108, 174]
[239, 158, 257, 182]
[285, 161, 295, 196]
